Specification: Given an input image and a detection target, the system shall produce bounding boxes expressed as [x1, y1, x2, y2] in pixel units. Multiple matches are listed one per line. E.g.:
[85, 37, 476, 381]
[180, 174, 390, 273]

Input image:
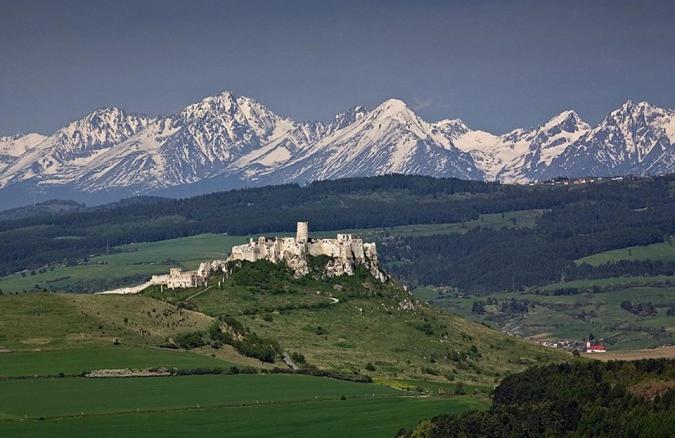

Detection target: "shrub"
[290, 352, 306, 364]
[365, 362, 376, 371]
[175, 331, 206, 349]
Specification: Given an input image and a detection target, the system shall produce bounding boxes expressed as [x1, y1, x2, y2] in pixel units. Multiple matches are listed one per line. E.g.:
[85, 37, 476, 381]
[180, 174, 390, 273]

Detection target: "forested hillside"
[402, 359, 675, 437]
[0, 174, 673, 294]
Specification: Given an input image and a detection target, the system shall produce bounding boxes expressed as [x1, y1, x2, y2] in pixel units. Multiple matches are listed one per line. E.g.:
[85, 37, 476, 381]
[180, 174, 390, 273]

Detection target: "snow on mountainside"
[0, 92, 673, 207]
[0, 108, 152, 187]
[540, 101, 675, 180]
[0, 133, 47, 171]
[261, 99, 482, 184]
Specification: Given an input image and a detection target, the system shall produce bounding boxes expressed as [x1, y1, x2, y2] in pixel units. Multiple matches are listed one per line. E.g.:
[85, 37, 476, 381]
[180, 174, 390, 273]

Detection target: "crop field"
[0, 374, 403, 419]
[0, 387, 484, 437]
[581, 346, 675, 361]
[319, 209, 545, 240]
[576, 236, 675, 266]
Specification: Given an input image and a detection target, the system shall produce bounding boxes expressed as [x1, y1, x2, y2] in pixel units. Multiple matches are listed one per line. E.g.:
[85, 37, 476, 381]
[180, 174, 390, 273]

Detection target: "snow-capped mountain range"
[0, 91, 673, 208]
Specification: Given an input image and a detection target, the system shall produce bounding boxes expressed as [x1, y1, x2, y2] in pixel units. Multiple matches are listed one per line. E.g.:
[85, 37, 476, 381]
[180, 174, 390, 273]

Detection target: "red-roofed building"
[586, 341, 606, 353]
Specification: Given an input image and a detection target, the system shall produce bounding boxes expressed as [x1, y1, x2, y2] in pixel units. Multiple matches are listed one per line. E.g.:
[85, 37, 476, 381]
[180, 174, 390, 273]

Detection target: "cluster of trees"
[470, 298, 532, 315]
[401, 359, 675, 437]
[620, 300, 658, 317]
[173, 318, 281, 363]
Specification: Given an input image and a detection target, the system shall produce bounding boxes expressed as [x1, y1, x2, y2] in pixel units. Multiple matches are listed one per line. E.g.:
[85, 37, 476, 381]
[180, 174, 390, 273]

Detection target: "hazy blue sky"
[1, 0, 674, 136]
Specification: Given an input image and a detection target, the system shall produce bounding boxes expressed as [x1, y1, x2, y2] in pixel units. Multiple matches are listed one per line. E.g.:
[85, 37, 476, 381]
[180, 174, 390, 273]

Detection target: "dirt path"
[282, 352, 300, 370]
[178, 286, 212, 304]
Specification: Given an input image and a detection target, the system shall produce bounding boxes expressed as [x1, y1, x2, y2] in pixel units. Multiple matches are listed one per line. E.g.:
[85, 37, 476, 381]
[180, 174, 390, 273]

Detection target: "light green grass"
[576, 236, 675, 266]
[0, 234, 248, 293]
[0, 394, 484, 437]
[0, 293, 214, 351]
[0, 347, 229, 377]
[412, 286, 439, 301]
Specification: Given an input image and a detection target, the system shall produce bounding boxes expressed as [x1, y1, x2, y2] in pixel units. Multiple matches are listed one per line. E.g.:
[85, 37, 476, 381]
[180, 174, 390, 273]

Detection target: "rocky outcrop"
[224, 222, 388, 282]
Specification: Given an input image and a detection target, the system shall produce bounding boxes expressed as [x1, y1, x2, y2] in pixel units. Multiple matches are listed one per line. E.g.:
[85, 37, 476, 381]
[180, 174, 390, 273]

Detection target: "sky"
[1, 0, 674, 136]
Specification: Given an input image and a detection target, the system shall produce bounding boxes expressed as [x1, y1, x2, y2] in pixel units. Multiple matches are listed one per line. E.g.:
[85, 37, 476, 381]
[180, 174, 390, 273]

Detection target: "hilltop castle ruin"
[128, 222, 388, 292]
[224, 222, 388, 282]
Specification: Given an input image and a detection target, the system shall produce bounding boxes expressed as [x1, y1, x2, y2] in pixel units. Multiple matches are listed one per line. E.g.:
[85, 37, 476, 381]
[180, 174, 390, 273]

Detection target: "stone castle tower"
[296, 221, 309, 243]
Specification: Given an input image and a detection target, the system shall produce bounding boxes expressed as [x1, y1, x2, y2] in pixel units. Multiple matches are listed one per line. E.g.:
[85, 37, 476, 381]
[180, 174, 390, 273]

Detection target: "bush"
[175, 331, 206, 349]
[290, 352, 306, 364]
[365, 362, 376, 371]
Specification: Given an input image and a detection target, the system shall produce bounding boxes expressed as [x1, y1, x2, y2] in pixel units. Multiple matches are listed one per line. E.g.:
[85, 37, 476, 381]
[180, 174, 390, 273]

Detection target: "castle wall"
[225, 222, 387, 282]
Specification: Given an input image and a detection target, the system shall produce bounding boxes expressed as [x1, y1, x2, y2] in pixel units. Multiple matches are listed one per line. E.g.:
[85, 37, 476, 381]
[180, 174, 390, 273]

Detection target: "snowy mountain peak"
[372, 98, 411, 117]
[0, 93, 672, 206]
[181, 91, 239, 119]
[543, 110, 589, 132]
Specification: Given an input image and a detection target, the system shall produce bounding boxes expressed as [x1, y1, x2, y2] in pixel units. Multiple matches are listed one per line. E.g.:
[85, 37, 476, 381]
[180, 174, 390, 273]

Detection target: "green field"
[0, 234, 248, 293]
[0, 347, 229, 377]
[0, 374, 404, 419]
[576, 236, 675, 266]
[0, 389, 483, 437]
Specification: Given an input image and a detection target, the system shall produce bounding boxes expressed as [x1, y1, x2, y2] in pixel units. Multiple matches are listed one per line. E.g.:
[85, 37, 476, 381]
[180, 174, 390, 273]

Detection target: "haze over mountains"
[0, 91, 673, 209]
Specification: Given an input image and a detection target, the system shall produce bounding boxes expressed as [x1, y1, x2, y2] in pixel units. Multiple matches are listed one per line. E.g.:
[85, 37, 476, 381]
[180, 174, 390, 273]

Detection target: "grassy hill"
[140, 260, 568, 389]
[1, 263, 557, 437]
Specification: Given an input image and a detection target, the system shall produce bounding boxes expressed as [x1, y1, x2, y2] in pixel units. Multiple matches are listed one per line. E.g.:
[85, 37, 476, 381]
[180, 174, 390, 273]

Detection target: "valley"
[0, 174, 672, 436]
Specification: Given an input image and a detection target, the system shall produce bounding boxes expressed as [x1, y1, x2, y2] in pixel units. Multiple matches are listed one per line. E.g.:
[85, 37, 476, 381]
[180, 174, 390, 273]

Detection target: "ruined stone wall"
[224, 225, 388, 282]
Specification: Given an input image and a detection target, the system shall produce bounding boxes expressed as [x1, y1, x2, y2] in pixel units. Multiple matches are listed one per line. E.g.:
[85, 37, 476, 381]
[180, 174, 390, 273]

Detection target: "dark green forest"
[0, 174, 673, 293]
[401, 359, 675, 437]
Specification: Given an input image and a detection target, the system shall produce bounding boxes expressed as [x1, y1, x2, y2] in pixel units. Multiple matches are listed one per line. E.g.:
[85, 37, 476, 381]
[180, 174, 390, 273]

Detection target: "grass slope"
[144, 261, 568, 388]
[0, 347, 228, 378]
[576, 236, 675, 266]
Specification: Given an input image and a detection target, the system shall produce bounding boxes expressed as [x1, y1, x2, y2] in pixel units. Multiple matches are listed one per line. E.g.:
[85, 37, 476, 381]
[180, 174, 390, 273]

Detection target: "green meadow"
[0, 234, 248, 293]
[576, 236, 675, 266]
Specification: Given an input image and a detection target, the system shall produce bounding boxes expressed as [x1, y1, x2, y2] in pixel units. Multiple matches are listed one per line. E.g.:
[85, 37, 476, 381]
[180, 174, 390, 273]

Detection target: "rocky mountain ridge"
[0, 92, 673, 208]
